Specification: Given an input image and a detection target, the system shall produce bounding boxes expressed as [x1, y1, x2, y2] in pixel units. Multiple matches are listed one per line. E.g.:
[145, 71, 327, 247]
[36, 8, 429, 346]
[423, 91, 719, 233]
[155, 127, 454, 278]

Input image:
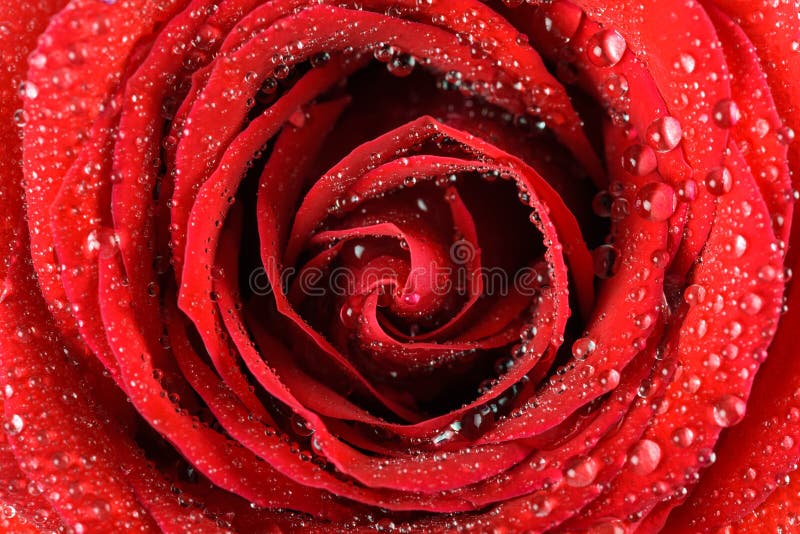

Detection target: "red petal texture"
[0, 0, 798, 532]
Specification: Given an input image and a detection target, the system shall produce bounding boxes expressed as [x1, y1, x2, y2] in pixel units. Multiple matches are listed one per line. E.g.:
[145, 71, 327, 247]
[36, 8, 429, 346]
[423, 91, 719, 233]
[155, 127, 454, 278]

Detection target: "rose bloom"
[0, 0, 798, 532]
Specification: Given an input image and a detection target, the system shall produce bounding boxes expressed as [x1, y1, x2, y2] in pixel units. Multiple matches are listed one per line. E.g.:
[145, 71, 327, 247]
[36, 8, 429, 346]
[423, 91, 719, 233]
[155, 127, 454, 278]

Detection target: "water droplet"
[776, 125, 795, 145]
[610, 197, 630, 221]
[194, 23, 222, 50]
[591, 521, 627, 534]
[721, 343, 739, 360]
[402, 292, 421, 305]
[732, 235, 747, 257]
[274, 64, 291, 80]
[683, 374, 702, 393]
[646, 116, 682, 152]
[740, 293, 763, 315]
[291, 414, 313, 437]
[634, 182, 676, 221]
[651, 249, 670, 268]
[713, 394, 746, 427]
[339, 304, 359, 327]
[603, 73, 629, 98]
[592, 190, 613, 217]
[628, 439, 662, 475]
[13, 109, 27, 127]
[6, 414, 23, 435]
[51, 451, 70, 469]
[29, 52, 47, 69]
[373, 43, 396, 62]
[634, 312, 655, 330]
[288, 108, 306, 127]
[20, 81, 38, 100]
[758, 265, 777, 282]
[674, 52, 696, 74]
[261, 77, 278, 94]
[572, 337, 596, 360]
[599, 369, 620, 389]
[712, 99, 741, 128]
[592, 245, 619, 279]
[529, 494, 554, 517]
[754, 118, 771, 138]
[672, 426, 695, 447]
[387, 53, 416, 77]
[705, 167, 732, 196]
[683, 284, 706, 306]
[310, 51, 331, 68]
[587, 29, 627, 67]
[459, 405, 494, 439]
[622, 144, 658, 176]
[564, 456, 599, 487]
[677, 179, 698, 201]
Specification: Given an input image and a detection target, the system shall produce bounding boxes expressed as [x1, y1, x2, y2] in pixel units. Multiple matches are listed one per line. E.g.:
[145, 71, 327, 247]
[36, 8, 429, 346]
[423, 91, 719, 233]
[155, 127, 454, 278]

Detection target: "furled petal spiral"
[0, 0, 797, 532]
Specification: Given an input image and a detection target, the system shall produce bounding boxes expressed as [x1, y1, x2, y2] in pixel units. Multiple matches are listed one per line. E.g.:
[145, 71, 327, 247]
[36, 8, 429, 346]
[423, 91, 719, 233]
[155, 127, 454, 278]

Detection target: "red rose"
[1, 0, 798, 531]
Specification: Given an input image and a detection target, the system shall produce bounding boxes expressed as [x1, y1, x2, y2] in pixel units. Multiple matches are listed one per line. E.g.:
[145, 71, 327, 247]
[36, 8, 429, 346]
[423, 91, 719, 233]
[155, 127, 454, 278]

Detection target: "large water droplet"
[387, 53, 416, 77]
[339, 304, 359, 327]
[603, 73, 629, 98]
[459, 406, 494, 439]
[529, 494, 554, 517]
[712, 99, 741, 128]
[592, 190, 613, 217]
[672, 426, 695, 447]
[194, 23, 222, 50]
[677, 179, 698, 201]
[592, 245, 619, 279]
[6, 414, 23, 435]
[402, 292, 421, 305]
[622, 144, 658, 176]
[674, 52, 696, 74]
[587, 29, 626, 67]
[599, 369, 620, 389]
[683, 284, 706, 305]
[739, 293, 763, 315]
[628, 439, 662, 475]
[564, 456, 599, 487]
[731, 235, 748, 258]
[572, 337, 596, 360]
[713, 394, 746, 427]
[634, 182, 676, 221]
[705, 167, 733, 196]
[646, 116, 682, 152]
